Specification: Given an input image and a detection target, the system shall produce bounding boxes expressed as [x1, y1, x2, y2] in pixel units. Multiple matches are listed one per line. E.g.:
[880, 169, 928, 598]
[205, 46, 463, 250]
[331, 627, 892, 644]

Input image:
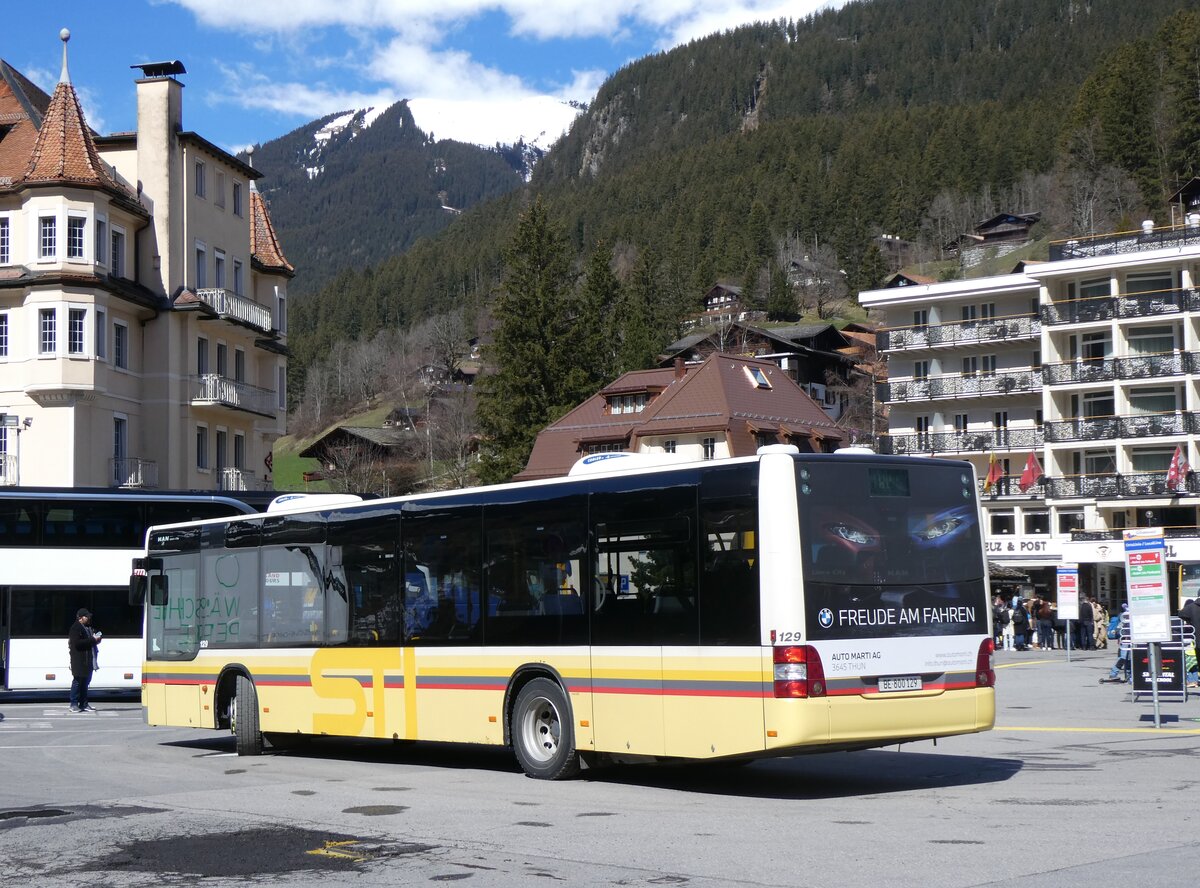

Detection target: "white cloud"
[212, 61, 396, 122]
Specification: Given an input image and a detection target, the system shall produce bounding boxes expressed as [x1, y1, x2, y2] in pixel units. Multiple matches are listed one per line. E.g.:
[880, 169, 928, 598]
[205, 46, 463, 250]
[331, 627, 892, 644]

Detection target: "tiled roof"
[517, 353, 845, 480]
[250, 188, 294, 275]
[24, 78, 120, 189]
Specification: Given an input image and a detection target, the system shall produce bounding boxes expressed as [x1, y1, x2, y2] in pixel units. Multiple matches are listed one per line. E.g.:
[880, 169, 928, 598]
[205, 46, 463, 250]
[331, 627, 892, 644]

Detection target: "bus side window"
[402, 503, 482, 646]
[699, 496, 759, 645]
[326, 510, 400, 647]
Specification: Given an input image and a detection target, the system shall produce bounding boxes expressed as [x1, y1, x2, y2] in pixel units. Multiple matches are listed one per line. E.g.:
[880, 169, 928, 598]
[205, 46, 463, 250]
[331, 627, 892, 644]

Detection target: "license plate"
[878, 676, 922, 693]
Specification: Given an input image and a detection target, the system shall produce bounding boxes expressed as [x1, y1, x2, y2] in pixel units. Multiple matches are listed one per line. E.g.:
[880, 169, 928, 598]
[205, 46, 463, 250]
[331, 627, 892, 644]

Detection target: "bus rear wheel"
[233, 674, 264, 756]
[511, 678, 580, 780]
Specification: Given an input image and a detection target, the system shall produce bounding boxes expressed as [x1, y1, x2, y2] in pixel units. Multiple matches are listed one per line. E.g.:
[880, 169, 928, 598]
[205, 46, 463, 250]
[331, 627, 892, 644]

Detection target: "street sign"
[1123, 528, 1172, 643]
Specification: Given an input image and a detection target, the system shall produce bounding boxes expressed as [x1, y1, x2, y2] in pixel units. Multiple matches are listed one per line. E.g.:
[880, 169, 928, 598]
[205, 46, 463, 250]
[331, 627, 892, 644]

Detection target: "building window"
[232, 182, 243, 217]
[113, 416, 128, 470]
[1023, 511, 1050, 535]
[1128, 386, 1177, 415]
[95, 218, 106, 265]
[276, 291, 287, 333]
[0, 313, 7, 357]
[215, 430, 227, 470]
[195, 242, 207, 289]
[745, 366, 772, 389]
[216, 342, 227, 377]
[961, 356, 978, 378]
[95, 309, 106, 360]
[214, 249, 225, 289]
[913, 360, 930, 381]
[194, 160, 206, 198]
[67, 217, 86, 259]
[111, 228, 125, 278]
[215, 171, 226, 209]
[755, 431, 777, 448]
[39, 216, 56, 258]
[39, 308, 56, 354]
[915, 415, 931, 448]
[234, 433, 245, 469]
[990, 511, 1015, 535]
[233, 259, 243, 296]
[980, 354, 997, 377]
[114, 322, 128, 370]
[0, 217, 10, 264]
[663, 439, 676, 454]
[197, 336, 209, 375]
[234, 348, 245, 383]
[1128, 324, 1176, 355]
[913, 309, 928, 331]
[68, 308, 86, 355]
[702, 437, 716, 460]
[1057, 511, 1085, 534]
[961, 304, 977, 324]
[954, 413, 969, 434]
[609, 393, 648, 414]
[196, 425, 209, 470]
[277, 365, 286, 410]
[1032, 349, 1042, 371]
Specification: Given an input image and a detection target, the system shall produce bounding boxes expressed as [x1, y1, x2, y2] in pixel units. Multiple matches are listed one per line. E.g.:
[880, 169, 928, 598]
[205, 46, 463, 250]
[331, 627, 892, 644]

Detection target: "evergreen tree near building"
[476, 197, 578, 483]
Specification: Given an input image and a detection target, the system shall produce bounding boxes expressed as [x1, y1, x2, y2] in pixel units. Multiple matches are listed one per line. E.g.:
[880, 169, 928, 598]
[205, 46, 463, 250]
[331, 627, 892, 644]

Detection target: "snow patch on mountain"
[407, 96, 581, 151]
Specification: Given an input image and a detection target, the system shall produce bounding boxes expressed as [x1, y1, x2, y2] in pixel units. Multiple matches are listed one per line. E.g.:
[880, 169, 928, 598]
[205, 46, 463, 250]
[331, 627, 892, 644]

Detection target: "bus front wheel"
[511, 678, 580, 780]
[233, 674, 264, 756]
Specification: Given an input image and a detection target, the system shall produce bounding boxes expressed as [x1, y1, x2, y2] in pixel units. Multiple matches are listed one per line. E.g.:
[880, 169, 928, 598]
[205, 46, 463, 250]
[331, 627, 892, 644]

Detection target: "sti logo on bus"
[818, 608, 834, 628]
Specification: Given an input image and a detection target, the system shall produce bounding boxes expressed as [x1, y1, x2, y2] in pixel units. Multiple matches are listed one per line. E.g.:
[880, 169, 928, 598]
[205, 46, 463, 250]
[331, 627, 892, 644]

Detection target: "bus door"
[589, 485, 700, 758]
[0, 585, 8, 689]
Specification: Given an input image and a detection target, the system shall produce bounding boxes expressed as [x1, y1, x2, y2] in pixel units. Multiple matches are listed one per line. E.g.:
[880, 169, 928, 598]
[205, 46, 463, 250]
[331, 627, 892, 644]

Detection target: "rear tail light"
[773, 645, 826, 698]
[976, 637, 995, 688]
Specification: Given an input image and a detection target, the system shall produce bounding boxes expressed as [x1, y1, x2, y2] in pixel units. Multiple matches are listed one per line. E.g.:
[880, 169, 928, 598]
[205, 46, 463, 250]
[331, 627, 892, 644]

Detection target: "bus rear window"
[868, 468, 910, 497]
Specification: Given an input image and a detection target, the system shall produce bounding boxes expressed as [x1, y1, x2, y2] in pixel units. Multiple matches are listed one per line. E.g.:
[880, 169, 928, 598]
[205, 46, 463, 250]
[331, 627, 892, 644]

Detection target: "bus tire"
[511, 678, 580, 780]
[233, 674, 264, 757]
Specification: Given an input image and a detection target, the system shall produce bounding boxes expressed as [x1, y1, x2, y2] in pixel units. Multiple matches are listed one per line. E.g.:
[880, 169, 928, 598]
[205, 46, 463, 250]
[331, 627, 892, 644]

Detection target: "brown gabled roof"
[250, 187, 295, 276]
[516, 354, 845, 481]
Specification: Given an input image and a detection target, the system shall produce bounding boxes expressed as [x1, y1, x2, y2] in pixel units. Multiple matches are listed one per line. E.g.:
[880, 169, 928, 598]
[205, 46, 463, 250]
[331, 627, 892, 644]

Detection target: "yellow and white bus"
[133, 446, 994, 779]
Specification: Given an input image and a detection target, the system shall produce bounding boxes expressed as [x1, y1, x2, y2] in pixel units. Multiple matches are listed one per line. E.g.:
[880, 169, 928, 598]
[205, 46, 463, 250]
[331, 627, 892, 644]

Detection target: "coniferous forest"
[268, 0, 1200, 480]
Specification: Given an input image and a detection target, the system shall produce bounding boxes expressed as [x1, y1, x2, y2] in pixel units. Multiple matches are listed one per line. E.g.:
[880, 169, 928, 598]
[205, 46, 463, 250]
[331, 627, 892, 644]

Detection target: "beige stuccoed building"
[0, 34, 291, 490]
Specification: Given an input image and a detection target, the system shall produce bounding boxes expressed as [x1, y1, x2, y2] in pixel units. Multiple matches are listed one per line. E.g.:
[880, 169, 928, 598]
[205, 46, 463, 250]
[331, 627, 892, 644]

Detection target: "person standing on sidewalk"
[67, 608, 102, 713]
[1101, 604, 1131, 683]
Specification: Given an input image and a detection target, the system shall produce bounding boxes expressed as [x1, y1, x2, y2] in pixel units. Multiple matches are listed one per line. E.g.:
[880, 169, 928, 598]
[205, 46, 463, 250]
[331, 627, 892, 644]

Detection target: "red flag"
[1166, 445, 1191, 492]
[983, 453, 1003, 493]
[1018, 452, 1044, 493]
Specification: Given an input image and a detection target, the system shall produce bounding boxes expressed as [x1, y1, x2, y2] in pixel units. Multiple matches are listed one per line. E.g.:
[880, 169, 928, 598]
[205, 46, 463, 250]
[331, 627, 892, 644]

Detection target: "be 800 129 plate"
[878, 676, 922, 692]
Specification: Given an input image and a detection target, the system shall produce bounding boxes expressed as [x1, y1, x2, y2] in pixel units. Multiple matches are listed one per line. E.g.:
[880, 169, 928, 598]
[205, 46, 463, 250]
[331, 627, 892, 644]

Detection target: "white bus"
[135, 446, 995, 778]
[0, 488, 268, 692]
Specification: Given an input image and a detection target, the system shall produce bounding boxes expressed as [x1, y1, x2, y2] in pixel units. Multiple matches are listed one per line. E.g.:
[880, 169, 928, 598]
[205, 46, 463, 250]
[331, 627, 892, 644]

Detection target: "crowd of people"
[991, 593, 1110, 652]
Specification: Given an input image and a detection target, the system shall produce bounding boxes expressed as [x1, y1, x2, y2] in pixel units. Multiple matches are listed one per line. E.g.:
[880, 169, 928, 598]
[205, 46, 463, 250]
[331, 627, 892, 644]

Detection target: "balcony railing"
[1041, 288, 1197, 325]
[111, 457, 158, 488]
[881, 427, 1043, 455]
[1045, 472, 1197, 499]
[191, 374, 278, 417]
[195, 288, 273, 334]
[0, 453, 16, 486]
[219, 467, 270, 491]
[879, 313, 1040, 351]
[1044, 412, 1192, 443]
[881, 369, 1040, 402]
[1042, 358, 1116, 385]
[1042, 353, 1196, 385]
[1049, 221, 1200, 261]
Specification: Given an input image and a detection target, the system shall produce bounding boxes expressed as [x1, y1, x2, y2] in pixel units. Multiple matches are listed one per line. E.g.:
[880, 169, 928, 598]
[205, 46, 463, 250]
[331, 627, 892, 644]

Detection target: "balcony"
[1042, 358, 1116, 385]
[191, 374, 278, 417]
[0, 453, 16, 486]
[881, 369, 1040, 403]
[881, 427, 1043, 455]
[1046, 472, 1197, 499]
[219, 467, 270, 491]
[1044, 412, 1191, 443]
[879, 313, 1040, 351]
[111, 457, 158, 488]
[195, 288, 273, 334]
[1041, 288, 1197, 326]
[1049, 221, 1200, 261]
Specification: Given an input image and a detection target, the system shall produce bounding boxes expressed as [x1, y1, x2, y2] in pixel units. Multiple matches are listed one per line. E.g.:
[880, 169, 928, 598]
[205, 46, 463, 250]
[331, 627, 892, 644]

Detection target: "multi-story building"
[861, 205, 1200, 608]
[0, 37, 291, 490]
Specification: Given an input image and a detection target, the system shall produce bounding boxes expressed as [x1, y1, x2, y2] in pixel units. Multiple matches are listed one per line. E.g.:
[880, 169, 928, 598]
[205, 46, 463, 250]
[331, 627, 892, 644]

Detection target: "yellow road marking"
[306, 840, 367, 861]
[995, 725, 1200, 735]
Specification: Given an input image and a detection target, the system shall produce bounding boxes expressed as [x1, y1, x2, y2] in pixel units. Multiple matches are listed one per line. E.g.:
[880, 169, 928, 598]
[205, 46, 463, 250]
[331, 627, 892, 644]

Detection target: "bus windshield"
[799, 459, 987, 638]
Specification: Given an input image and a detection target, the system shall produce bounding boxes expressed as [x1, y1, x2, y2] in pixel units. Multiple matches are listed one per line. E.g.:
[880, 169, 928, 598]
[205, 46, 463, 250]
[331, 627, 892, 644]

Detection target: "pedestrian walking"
[68, 608, 102, 713]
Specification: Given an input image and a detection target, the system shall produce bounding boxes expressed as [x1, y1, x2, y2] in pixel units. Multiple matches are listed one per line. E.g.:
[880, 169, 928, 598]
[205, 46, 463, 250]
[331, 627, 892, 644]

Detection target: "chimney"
[674, 357, 686, 380]
[133, 61, 185, 295]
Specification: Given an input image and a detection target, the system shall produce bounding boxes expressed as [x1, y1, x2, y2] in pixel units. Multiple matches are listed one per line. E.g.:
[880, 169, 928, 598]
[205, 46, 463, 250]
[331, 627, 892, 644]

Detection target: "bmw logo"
[818, 608, 834, 629]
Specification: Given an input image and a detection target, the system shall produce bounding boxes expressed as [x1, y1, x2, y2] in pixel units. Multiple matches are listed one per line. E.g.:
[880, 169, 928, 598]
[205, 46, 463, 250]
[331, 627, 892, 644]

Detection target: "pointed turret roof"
[250, 186, 295, 277]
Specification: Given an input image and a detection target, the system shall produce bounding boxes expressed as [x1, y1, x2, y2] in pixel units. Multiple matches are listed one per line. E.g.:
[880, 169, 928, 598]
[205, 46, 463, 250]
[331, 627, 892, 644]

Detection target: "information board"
[1056, 564, 1079, 620]
[1122, 528, 1172, 643]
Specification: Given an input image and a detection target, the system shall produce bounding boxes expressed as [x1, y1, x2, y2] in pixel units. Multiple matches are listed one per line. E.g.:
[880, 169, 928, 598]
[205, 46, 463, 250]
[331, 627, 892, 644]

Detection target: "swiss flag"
[1018, 452, 1044, 493]
[1166, 445, 1191, 493]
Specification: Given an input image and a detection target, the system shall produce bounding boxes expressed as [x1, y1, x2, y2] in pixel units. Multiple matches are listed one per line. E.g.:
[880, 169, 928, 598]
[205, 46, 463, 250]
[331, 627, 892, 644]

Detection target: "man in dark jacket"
[67, 608, 102, 713]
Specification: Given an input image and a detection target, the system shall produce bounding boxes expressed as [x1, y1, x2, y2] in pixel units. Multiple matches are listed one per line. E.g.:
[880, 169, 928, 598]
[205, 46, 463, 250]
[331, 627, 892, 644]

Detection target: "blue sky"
[9, 0, 837, 151]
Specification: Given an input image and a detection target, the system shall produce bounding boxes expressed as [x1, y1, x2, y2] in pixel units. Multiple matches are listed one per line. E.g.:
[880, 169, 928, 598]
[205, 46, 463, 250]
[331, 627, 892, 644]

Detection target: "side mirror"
[129, 574, 147, 606]
[149, 575, 169, 607]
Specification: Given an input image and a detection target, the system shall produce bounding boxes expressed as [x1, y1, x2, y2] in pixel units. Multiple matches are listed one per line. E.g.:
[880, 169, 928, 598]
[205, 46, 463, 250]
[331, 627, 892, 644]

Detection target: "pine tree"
[566, 242, 621, 393]
[476, 197, 577, 483]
